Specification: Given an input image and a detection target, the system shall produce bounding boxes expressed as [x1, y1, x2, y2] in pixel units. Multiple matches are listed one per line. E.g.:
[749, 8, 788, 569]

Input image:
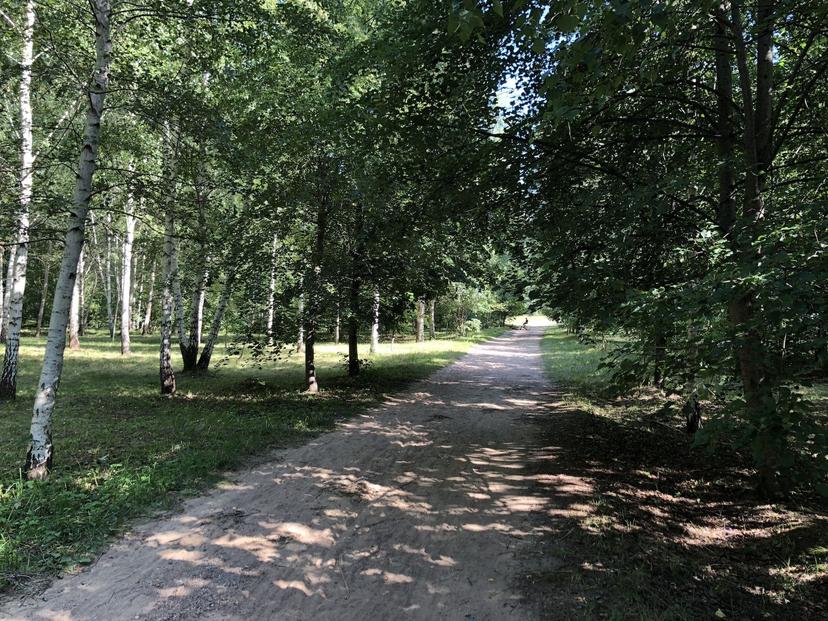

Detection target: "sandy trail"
[3, 328, 583, 621]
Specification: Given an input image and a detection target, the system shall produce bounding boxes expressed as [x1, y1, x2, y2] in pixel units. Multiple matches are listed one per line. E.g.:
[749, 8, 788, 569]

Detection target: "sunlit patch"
[393, 544, 457, 567]
[159, 548, 204, 562]
[360, 568, 414, 584]
[213, 533, 280, 562]
[258, 521, 336, 548]
[157, 578, 210, 599]
[273, 579, 322, 597]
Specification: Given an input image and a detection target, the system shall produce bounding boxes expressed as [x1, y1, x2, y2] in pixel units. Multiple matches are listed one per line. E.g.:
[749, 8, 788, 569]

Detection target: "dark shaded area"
[521, 397, 828, 620]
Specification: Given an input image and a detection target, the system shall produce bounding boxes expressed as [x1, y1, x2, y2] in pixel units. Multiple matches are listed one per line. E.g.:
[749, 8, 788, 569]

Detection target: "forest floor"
[1, 328, 826, 620]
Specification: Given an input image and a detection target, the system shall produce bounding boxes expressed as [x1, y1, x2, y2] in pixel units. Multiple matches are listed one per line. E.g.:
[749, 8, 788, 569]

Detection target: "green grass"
[539, 327, 609, 395]
[0, 328, 501, 590]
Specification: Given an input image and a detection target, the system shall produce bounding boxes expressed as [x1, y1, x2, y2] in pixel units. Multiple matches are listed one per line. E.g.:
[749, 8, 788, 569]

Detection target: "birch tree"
[159, 125, 180, 395]
[26, 0, 112, 480]
[370, 287, 380, 353]
[120, 184, 135, 354]
[0, 0, 35, 399]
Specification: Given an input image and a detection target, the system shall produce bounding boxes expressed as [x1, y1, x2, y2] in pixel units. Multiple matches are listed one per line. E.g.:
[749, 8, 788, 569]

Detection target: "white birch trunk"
[68, 248, 82, 349]
[296, 293, 304, 353]
[134, 252, 144, 331]
[266, 233, 277, 346]
[104, 212, 114, 337]
[197, 274, 234, 370]
[159, 122, 180, 394]
[142, 265, 155, 334]
[35, 245, 52, 337]
[416, 298, 425, 343]
[120, 185, 135, 354]
[1, 245, 18, 342]
[26, 0, 111, 479]
[370, 287, 380, 353]
[429, 298, 436, 340]
[0, 0, 36, 399]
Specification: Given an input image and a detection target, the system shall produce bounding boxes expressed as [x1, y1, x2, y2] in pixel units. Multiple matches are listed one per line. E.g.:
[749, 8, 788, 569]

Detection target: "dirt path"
[2, 328, 580, 621]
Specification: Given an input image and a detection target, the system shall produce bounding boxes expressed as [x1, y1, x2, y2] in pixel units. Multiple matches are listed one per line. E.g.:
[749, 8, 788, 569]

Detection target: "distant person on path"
[521, 318, 529, 330]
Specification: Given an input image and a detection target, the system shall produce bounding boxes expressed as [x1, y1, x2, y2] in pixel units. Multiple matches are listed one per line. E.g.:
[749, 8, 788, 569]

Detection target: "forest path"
[3, 328, 583, 621]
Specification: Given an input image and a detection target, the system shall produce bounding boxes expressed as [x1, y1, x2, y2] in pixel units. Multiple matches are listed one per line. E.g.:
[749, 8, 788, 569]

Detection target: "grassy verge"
[0, 328, 501, 591]
[533, 326, 827, 620]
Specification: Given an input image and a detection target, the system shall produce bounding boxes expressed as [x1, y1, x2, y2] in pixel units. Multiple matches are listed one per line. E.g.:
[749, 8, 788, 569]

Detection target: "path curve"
[3, 328, 579, 621]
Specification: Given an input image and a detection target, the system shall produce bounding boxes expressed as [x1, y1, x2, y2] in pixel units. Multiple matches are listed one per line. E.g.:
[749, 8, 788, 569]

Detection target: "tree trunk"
[429, 298, 436, 339]
[120, 185, 135, 354]
[304, 197, 328, 393]
[25, 0, 111, 480]
[334, 305, 340, 345]
[105, 212, 115, 338]
[68, 249, 83, 350]
[266, 233, 277, 345]
[142, 265, 155, 334]
[348, 272, 360, 376]
[652, 329, 666, 388]
[370, 287, 380, 353]
[0, 0, 36, 400]
[181, 189, 209, 370]
[296, 293, 304, 353]
[36, 244, 52, 337]
[196, 274, 234, 370]
[725, 2, 780, 494]
[134, 252, 144, 331]
[159, 123, 180, 395]
[1, 246, 18, 343]
[416, 298, 425, 343]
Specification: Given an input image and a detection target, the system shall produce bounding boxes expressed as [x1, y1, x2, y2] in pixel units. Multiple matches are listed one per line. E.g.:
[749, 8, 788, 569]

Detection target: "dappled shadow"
[520, 391, 828, 620]
[1, 328, 579, 620]
[6, 327, 821, 620]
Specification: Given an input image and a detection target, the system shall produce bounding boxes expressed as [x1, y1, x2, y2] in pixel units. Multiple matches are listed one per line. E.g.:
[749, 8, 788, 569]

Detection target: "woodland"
[0, 0, 826, 617]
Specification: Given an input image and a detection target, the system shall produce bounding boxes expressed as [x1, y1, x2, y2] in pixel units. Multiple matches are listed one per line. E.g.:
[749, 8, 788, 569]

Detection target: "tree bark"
[416, 298, 425, 343]
[348, 275, 360, 376]
[429, 298, 436, 339]
[142, 264, 155, 334]
[120, 184, 135, 354]
[159, 123, 180, 395]
[26, 0, 111, 480]
[68, 249, 83, 350]
[181, 188, 209, 370]
[266, 233, 277, 346]
[196, 274, 234, 370]
[0, 0, 36, 399]
[35, 243, 52, 337]
[296, 293, 304, 353]
[1, 246, 17, 343]
[726, 2, 780, 494]
[304, 196, 328, 393]
[370, 287, 380, 353]
[105, 212, 115, 338]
